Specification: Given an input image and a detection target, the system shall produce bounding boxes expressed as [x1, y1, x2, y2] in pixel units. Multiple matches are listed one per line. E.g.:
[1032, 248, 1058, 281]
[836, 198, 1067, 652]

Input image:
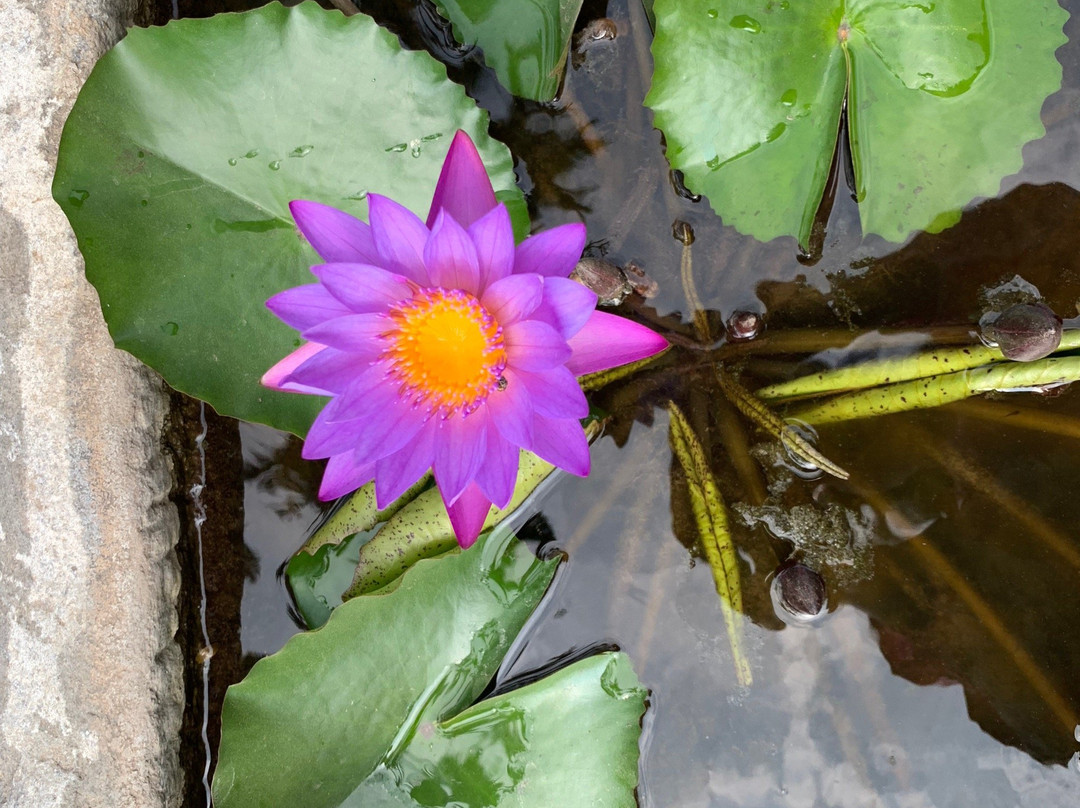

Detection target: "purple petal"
[303, 371, 426, 460]
[445, 483, 493, 549]
[504, 320, 572, 371]
[289, 200, 381, 265]
[369, 193, 431, 285]
[318, 453, 375, 501]
[374, 418, 438, 509]
[302, 312, 388, 353]
[432, 413, 488, 504]
[424, 210, 481, 294]
[481, 274, 543, 326]
[565, 311, 669, 376]
[484, 368, 534, 448]
[468, 204, 515, 292]
[262, 342, 330, 394]
[514, 365, 588, 419]
[426, 130, 498, 229]
[529, 277, 598, 339]
[311, 264, 412, 313]
[530, 414, 590, 477]
[514, 223, 587, 277]
[474, 431, 518, 509]
[266, 284, 353, 331]
[283, 346, 378, 396]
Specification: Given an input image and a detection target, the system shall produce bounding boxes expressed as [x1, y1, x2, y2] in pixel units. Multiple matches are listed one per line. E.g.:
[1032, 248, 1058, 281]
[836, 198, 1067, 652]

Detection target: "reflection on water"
[199, 0, 1080, 803]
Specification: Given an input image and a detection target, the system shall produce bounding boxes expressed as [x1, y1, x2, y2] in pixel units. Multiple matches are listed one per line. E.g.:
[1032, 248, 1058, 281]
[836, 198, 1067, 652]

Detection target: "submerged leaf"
[667, 402, 752, 686]
[53, 2, 526, 436]
[646, 0, 1067, 247]
[214, 528, 646, 808]
[434, 0, 585, 101]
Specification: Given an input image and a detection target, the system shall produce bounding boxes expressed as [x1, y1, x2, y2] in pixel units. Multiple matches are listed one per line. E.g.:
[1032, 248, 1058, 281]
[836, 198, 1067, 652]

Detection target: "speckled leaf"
[53, 2, 527, 437]
[435, 0, 584, 101]
[214, 528, 646, 808]
[645, 0, 1067, 247]
[788, 355, 1080, 425]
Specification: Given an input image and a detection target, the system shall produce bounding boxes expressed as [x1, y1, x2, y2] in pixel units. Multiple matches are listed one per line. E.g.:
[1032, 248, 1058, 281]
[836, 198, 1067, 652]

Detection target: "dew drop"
[385, 143, 409, 153]
[137, 150, 145, 159]
[227, 158, 238, 166]
[244, 149, 260, 159]
[140, 199, 148, 207]
[344, 190, 368, 201]
[780, 89, 798, 107]
[706, 8, 718, 19]
[161, 321, 180, 336]
[729, 14, 761, 33]
[289, 144, 314, 158]
[68, 189, 90, 207]
[268, 160, 281, 171]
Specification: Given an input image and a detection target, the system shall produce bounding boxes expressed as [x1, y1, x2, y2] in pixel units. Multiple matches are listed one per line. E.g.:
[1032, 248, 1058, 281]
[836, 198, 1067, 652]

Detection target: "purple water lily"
[263, 131, 668, 547]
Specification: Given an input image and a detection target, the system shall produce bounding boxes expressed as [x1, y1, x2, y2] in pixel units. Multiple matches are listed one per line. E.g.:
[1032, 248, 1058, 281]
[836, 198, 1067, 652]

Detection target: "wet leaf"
[298, 475, 432, 557]
[214, 528, 646, 808]
[53, 2, 527, 437]
[667, 402, 752, 686]
[434, 0, 584, 101]
[344, 445, 582, 598]
[645, 0, 1067, 247]
[789, 355, 1080, 425]
[757, 329, 1080, 401]
[716, 367, 849, 480]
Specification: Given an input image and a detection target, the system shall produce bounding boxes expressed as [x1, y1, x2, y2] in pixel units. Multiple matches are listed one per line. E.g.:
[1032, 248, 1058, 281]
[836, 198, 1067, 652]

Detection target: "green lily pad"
[435, 0, 584, 101]
[214, 528, 647, 808]
[53, 2, 526, 437]
[645, 0, 1067, 247]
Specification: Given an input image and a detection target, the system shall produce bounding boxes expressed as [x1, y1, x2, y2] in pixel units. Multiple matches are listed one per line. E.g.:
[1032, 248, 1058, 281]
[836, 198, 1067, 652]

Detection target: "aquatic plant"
[263, 131, 668, 546]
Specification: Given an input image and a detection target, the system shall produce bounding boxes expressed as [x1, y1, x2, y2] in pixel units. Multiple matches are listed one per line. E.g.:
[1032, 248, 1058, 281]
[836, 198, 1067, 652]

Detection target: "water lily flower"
[263, 131, 668, 547]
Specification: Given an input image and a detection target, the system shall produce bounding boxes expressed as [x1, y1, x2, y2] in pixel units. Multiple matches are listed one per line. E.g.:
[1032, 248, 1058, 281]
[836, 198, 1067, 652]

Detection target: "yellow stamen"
[382, 288, 506, 414]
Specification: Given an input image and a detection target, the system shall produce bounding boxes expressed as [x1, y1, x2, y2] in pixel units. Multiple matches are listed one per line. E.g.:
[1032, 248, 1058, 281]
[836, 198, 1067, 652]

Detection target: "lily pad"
[646, 0, 1067, 247]
[214, 528, 647, 808]
[53, 2, 526, 437]
[435, 0, 584, 101]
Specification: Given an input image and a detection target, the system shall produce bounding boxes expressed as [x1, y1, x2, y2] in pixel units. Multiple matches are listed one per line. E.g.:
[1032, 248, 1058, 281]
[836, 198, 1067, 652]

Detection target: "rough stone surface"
[0, 1, 184, 806]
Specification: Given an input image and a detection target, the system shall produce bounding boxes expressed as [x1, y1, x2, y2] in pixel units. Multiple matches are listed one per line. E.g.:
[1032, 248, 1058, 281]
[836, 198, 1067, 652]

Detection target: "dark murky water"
[166, 0, 1080, 804]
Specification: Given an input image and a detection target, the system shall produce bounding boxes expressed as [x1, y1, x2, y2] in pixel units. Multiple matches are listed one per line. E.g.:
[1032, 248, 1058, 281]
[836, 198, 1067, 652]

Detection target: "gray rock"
[0, 0, 183, 806]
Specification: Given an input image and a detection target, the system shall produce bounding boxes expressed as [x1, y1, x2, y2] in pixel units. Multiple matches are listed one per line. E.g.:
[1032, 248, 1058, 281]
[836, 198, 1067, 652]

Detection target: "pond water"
[170, 0, 1080, 804]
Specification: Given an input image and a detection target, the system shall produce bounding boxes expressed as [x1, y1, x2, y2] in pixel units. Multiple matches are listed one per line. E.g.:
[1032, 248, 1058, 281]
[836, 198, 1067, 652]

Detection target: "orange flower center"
[382, 288, 507, 415]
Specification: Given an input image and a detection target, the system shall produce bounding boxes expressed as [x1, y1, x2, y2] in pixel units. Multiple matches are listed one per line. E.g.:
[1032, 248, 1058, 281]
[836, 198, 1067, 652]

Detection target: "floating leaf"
[667, 402, 752, 686]
[214, 528, 646, 808]
[645, 0, 1067, 247]
[756, 330, 1080, 401]
[789, 355, 1080, 425]
[344, 442, 589, 598]
[54, 2, 527, 437]
[434, 0, 584, 101]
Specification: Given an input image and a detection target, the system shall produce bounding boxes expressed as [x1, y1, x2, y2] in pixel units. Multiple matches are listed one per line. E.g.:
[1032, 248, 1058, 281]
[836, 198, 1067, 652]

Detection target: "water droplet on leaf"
[289, 145, 314, 158]
[162, 321, 179, 336]
[729, 14, 761, 33]
[268, 160, 281, 171]
[68, 189, 90, 207]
